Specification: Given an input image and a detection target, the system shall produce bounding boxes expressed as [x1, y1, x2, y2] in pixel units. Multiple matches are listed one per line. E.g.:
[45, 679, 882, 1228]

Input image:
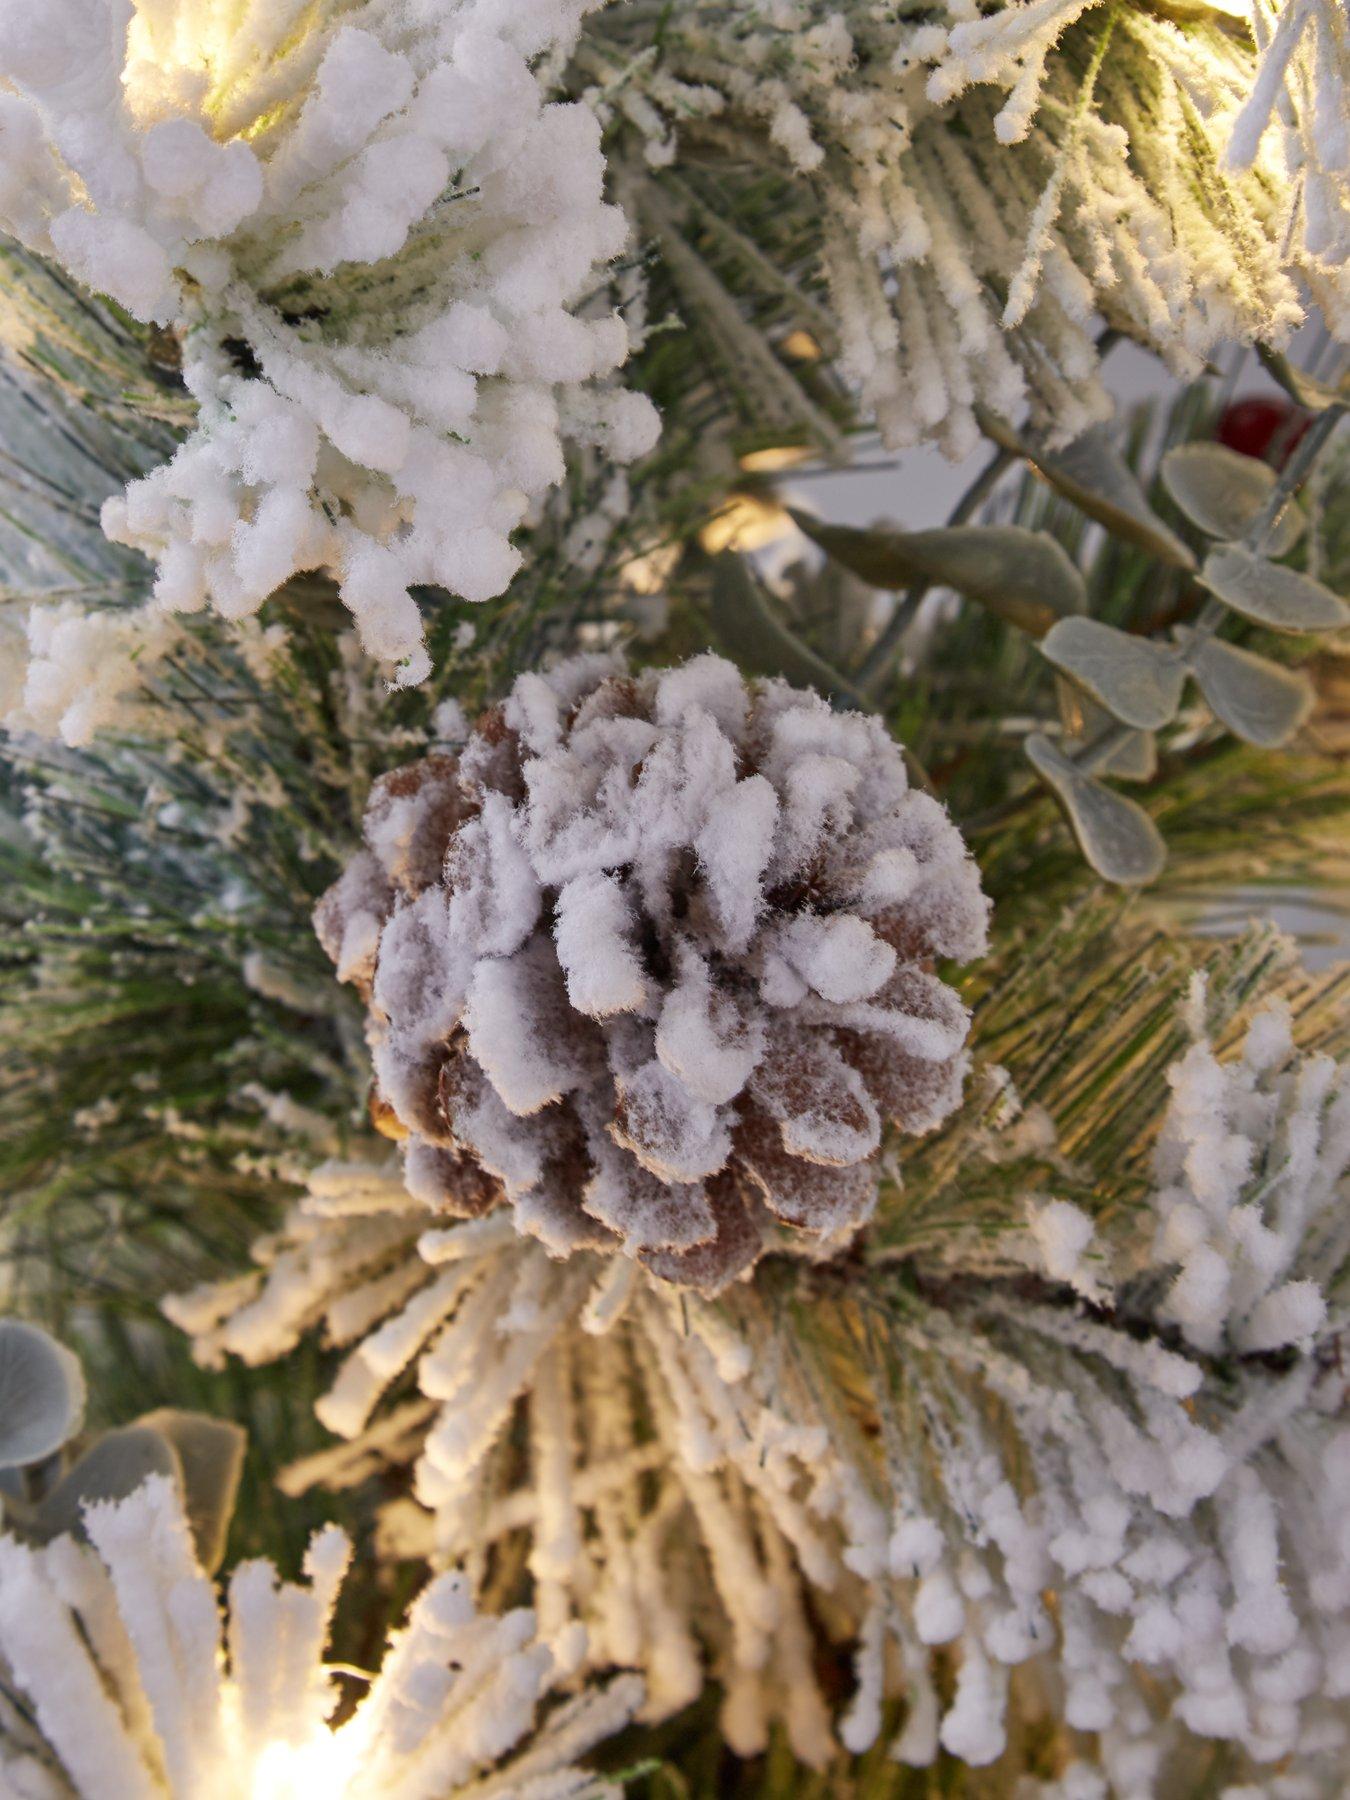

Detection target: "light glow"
[251, 1729, 359, 1800]
[123, 4, 236, 123]
[698, 491, 793, 554]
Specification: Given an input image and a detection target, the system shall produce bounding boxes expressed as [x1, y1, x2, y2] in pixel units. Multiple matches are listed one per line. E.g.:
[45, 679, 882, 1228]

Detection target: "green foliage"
[0, 216, 1346, 1796]
[789, 513, 1086, 638]
[0, 1318, 85, 1469]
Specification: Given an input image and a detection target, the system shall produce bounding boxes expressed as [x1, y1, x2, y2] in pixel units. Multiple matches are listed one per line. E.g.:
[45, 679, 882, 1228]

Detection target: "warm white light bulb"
[123, 0, 248, 104]
[251, 1730, 357, 1800]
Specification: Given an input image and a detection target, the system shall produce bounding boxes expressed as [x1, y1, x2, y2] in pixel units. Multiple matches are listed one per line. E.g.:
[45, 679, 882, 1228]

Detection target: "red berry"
[1216, 396, 1311, 465]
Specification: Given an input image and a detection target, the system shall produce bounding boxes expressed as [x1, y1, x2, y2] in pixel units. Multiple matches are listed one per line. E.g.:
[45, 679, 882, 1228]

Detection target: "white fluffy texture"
[1226, 0, 1350, 265]
[1026, 1197, 1109, 1306]
[1147, 988, 1350, 1357]
[0, 602, 176, 748]
[592, 0, 1349, 458]
[313, 653, 989, 1289]
[173, 1146, 1350, 1795]
[0, 0, 657, 711]
[0, 1471, 638, 1800]
[172, 1159, 856, 1763]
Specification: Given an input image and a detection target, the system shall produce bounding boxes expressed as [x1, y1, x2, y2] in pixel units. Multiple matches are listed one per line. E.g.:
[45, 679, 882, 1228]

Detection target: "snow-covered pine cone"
[315, 654, 990, 1292]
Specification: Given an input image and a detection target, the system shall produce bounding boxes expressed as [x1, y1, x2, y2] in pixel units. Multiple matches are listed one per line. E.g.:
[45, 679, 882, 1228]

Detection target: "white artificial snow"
[1226, 0, 1350, 266]
[1148, 987, 1350, 1357]
[0, 0, 658, 732]
[171, 1108, 1350, 1797]
[5, 602, 177, 748]
[0, 1471, 640, 1799]
[591, 0, 1349, 457]
[1026, 1197, 1110, 1305]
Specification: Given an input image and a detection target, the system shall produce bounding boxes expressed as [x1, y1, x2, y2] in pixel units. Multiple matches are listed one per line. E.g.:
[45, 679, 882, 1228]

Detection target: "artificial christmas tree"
[1, 2, 1349, 1795]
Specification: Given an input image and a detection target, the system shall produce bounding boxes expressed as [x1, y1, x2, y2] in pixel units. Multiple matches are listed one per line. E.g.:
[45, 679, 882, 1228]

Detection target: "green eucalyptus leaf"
[1256, 346, 1345, 414]
[707, 554, 869, 707]
[1184, 635, 1315, 748]
[788, 512, 1084, 635]
[1025, 733, 1167, 886]
[0, 1320, 86, 1472]
[1095, 728, 1158, 783]
[1160, 443, 1304, 556]
[1041, 618, 1186, 730]
[1066, 699, 1158, 781]
[29, 1424, 179, 1543]
[1200, 545, 1350, 632]
[1035, 427, 1197, 572]
[136, 1409, 246, 1574]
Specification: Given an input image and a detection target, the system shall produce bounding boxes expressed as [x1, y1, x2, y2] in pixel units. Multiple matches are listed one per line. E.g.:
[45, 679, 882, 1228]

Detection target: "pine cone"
[315, 654, 989, 1291]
